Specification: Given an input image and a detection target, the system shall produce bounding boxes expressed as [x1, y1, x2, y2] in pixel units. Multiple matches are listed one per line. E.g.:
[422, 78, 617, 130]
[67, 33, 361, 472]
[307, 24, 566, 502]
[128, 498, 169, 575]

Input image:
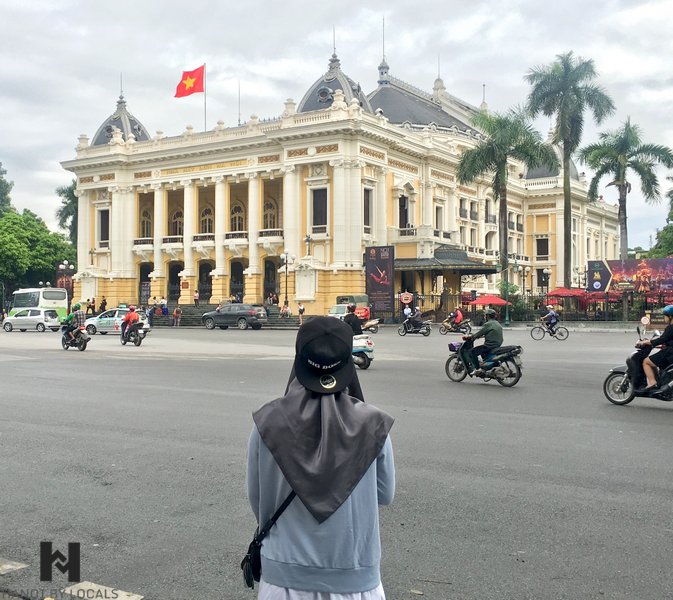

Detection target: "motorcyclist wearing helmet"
[343, 303, 363, 336]
[410, 306, 423, 330]
[639, 304, 673, 391]
[63, 303, 86, 341]
[121, 305, 140, 341]
[464, 308, 503, 373]
[449, 306, 464, 329]
[541, 305, 559, 334]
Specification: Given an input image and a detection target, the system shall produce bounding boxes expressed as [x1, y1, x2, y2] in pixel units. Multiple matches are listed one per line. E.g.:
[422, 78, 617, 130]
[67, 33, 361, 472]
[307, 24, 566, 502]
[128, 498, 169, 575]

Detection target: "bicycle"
[530, 322, 569, 341]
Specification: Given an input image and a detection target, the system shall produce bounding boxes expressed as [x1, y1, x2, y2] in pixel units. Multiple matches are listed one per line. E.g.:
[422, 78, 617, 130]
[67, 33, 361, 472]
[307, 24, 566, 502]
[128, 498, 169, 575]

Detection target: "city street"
[1, 325, 673, 600]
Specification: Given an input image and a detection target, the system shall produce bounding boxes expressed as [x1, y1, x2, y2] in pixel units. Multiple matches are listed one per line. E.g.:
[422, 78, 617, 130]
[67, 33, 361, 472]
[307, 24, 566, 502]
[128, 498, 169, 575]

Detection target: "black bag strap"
[255, 491, 296, 542]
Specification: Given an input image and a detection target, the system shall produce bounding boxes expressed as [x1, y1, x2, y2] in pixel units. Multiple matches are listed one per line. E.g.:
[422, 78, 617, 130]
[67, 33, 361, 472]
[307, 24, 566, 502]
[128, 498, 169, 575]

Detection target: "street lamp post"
[543, 268, 552, 298]
[57, 260, 76, 308]
[280, 249, 296, 308]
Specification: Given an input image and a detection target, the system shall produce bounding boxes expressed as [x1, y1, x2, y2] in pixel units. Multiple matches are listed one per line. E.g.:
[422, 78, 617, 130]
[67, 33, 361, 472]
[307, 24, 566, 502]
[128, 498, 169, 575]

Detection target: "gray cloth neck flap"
[253, 377, 394, 523]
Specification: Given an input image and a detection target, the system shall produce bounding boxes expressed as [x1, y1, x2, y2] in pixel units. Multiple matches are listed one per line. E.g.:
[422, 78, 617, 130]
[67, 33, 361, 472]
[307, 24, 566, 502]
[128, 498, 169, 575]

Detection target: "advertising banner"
[588, 258, 673, 293]
[365, 246, 395, 313]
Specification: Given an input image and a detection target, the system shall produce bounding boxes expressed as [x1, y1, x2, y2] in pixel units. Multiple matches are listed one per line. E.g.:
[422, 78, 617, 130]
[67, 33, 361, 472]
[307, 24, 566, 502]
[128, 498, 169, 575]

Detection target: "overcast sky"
[2, 0, 672, 249]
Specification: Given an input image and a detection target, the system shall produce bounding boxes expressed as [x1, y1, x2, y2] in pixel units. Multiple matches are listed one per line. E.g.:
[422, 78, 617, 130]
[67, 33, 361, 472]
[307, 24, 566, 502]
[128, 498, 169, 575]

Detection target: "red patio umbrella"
[469, 294, 512, 306]
[547, 287, 587, 298]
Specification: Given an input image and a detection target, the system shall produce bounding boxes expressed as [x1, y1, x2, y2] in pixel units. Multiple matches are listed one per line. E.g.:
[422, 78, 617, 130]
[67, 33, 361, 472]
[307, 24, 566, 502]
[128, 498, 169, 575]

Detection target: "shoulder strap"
[256, 491, 296, 542]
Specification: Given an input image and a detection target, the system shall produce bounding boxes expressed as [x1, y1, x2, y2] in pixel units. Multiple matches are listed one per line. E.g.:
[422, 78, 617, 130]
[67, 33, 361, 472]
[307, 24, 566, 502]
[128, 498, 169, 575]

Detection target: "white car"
[327, 304, 349, 320]
[3, 308, 61, 332]
[85, 307, 147, 335]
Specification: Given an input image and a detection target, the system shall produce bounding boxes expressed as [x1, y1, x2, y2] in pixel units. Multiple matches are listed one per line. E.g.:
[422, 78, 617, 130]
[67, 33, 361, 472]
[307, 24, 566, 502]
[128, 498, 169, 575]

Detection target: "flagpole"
[203, 63, 207, 131]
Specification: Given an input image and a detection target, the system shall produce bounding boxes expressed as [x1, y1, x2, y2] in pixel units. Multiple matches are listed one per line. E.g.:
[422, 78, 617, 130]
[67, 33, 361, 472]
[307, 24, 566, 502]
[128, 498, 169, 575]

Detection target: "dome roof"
[91, 95, 151, 146]
[297, 53, 373, 114]
[524, 142, 580, 181]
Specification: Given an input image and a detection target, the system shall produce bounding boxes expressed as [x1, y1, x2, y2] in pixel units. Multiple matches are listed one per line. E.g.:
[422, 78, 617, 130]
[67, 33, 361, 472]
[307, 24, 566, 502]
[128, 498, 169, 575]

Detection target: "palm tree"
[458, 109, 558, 309]
[579, 118, 673, 260]
[55, 179, 78, 245]
[526, 51, 615, 287]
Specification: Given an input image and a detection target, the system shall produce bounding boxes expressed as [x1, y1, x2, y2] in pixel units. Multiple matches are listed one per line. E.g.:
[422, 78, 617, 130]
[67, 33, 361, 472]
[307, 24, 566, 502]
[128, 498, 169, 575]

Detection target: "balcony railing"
[516, 223, 524, 232]
[99, 240, 109, 249]
[470, 211, 479, 221]
[162, 235, 183, 244]
[486, 214, 496, 224]
[312, 225, 327, 234]
[258, 229, 283, 238]
[193, 233, 215, 242]
[459, 208, 468, 218]
[363, 226, 371, 235]
[225, 231, 248, 240]
[399, 227, 417, 237]
[133, 238, 153, 246]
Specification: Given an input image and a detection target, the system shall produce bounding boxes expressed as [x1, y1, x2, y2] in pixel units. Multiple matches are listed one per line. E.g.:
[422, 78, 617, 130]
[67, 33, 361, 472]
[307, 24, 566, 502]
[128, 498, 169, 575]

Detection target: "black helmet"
[484, 308, 496, 317]
[347, 303, 356, 313]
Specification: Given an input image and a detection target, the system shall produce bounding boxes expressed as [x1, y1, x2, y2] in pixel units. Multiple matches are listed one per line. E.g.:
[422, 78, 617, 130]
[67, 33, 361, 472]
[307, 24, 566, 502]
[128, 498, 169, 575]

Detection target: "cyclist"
[63, 303, 86, 341]
[541, 305, 559, 335]
[464, 308, 503, 373]
[638, 304, 673, 391]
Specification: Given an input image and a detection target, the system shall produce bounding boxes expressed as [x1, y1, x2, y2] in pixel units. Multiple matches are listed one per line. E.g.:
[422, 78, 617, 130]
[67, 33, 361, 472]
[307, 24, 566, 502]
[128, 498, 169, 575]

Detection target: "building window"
[263, 200, 278, 230]
[231, 202, 245, 231]
[434, 205, 443, 230]
[595, 239, 599, 257]
[99, 209, 109, 243]
[459, 226, 466, 245]
[199, 207, 213, 233]
[536, 238, 549, 259]
[470, 228, 477, 246]
[536, 268, 548, 289]
[363, 189, 372, 229]
[140, 209, 152, 238]
[170, 210, 184, 236]
[312, 188, 328, 233]
[398, 195, 409, 228]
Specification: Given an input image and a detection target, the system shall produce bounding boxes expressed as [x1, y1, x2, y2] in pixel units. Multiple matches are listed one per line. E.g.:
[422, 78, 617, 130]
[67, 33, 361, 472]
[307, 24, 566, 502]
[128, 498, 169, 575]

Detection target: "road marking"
[63, 581, 143, 599]
[0, 558, 28, 574]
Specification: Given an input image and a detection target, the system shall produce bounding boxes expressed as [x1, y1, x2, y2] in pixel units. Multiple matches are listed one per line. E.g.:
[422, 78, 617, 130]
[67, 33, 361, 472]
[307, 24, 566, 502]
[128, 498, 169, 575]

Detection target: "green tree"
[526, 51, 615, 287]
[458, 109, 557, 311]
[649, 177, 673, 258]
[56, 179, 78, 245]
[0, 162, 15, 216]
[579, 118, 673, 259]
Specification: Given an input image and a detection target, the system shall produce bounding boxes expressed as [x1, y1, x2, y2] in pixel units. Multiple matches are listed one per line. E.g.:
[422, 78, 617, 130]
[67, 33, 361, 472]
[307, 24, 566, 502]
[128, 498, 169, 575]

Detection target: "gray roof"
[368, 80, 475, 132]
[524, 145, 580, 181]
[395, 246, 497, 274]
[297, 54, 373, 113]
[91, 95, 151, 146]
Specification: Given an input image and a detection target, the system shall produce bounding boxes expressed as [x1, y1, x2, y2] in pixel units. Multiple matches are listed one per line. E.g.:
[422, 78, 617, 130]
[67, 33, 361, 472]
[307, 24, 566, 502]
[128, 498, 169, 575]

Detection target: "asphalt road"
[1, 325, 672, 600]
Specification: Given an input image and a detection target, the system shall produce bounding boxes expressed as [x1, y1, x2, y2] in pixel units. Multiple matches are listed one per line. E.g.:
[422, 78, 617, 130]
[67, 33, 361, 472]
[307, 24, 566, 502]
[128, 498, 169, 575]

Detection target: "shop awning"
[394, 246, 497, 275]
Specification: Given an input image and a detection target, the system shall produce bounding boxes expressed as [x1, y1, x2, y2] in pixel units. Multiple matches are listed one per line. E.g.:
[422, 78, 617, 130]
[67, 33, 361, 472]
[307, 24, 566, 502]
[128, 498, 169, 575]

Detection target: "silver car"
[85, 307, 147, 335]
[3, 308, 61, 332]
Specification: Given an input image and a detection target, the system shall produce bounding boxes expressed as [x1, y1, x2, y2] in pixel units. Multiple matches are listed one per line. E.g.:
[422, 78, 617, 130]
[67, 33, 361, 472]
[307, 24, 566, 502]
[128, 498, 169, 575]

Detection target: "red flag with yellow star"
[175, 65, 205, 98]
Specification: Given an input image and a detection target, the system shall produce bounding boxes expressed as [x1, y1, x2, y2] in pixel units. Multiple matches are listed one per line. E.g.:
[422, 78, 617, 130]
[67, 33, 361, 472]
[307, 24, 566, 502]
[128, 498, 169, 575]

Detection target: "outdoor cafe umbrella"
[547, 287, 587, 298]
[469, 294, 511, 306]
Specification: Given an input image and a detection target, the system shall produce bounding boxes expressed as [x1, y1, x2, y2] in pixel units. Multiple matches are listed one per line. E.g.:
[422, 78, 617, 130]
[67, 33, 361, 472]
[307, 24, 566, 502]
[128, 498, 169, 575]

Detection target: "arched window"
[263, 200, 277, 229]
[171, 210, 184, 236]
[140, 209, 152, 238]
[231, 202, 245, 231]
[200, 207, 213, 233]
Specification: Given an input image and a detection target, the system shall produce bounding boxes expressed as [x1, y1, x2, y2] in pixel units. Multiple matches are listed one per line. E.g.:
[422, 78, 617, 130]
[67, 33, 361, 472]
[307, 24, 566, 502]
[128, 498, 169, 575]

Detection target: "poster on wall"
[365, 246, 395, 313]
[590, 258, 673, 293]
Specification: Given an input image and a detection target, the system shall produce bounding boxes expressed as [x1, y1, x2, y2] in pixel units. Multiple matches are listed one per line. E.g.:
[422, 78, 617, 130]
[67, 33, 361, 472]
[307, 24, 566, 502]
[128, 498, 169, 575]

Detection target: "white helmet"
[546, 305, 554, 310]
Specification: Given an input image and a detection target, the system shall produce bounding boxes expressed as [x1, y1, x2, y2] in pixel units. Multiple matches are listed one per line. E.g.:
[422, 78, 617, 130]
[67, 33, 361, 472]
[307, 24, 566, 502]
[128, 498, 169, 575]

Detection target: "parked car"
[201, 304, 268, 330]
[85, 307, 147, 335]
[2, 308, 61, 332]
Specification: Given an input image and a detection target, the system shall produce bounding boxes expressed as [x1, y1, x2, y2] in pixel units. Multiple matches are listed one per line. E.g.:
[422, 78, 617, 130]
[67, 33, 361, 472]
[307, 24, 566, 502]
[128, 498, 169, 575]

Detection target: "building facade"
[62, 54, 618, 316]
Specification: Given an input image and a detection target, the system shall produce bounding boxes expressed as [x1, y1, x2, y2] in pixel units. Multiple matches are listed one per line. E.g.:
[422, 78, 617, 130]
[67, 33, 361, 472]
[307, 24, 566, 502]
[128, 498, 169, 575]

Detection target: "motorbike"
[439, 314, 472, 335]
[398, 318, 432, 337]
[61, 325, 90, 351]
[361, 317, 380, 334]
[121, 321, 149, 347]
[352, 334, 375, 369]
[445, 337, 523, 387]
[603, 327, 673, 405]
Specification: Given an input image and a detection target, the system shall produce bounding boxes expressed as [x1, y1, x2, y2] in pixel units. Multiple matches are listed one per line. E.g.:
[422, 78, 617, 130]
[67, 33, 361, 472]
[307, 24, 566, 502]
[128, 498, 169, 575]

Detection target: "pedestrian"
[99, 296, 107, 313]
[403, 303, 412, 319]
[194, 289, 200, 307]
[246, 317, 395, 597]
[85, 298, 91, 315]
[145, 305, 154, 327]
[272, 292, 279, 305]
[297, 302, 305, 325]
[229, 293, 236, 303]
[89, 297, 96, 315]
[173, 305, 182, 327]
[160, 296, 168, 315]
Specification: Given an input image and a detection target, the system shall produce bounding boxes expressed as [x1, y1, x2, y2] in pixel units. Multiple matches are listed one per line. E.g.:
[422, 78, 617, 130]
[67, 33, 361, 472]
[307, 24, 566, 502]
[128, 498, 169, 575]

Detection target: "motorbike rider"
[449, 306, 464, 330]
[121, 306, 140, 341]
[464, 308, 503, 373]
[638, 304, 673, 391]
[63, 303, 86, 341]
[343, 303, 363, 335]
[410, 306, 423, 330]
[541, 305, 558, 334]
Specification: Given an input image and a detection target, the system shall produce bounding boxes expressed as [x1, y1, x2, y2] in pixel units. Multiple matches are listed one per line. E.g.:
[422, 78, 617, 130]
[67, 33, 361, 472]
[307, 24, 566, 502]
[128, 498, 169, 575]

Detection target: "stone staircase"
[150, 303, 302, 329]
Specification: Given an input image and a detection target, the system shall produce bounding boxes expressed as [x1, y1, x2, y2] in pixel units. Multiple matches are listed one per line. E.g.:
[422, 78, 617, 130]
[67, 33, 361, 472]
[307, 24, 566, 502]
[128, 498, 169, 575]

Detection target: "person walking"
[173, 305, 182, 327]
[99, 297, 107, 313]
[297, 302, 305, 325]
[246, 317, 395, 598]
[194, 289, 200, 307]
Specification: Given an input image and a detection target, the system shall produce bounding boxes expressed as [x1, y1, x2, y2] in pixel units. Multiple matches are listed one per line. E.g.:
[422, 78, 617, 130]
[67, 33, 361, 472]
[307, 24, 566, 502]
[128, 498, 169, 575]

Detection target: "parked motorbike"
[361, 317, 380, 334]
[603, 327, 673, 405]
[61, 325, 90, 351]
[121, 322, 149, 347]
[352, 334, 375, 369]
[445, 338, 523, 387]
[439, 314, 472, 335]
[398, 318, 432, 337]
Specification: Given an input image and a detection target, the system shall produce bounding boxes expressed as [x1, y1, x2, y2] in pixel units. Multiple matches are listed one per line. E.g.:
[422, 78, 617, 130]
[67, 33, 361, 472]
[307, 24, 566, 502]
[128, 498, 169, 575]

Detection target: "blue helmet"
[663, 305, 673, 316]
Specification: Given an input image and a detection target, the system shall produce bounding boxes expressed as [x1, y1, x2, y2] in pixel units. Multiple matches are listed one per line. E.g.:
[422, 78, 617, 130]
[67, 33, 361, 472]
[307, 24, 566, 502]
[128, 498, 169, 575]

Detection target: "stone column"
[109, 186, 124, 276]
[182, 180, 195, 276]
[214, 176, 226, 275]
[152, 183, 165, 277]
[375, 167, 388, 245]
[330, 159, 347, 267]
[247, 173, 260, 274]
[76, 188, 90, 269]
[348, 160, 364, 266]
[282, 165, 299, 258]
[447, 188, 458, 237]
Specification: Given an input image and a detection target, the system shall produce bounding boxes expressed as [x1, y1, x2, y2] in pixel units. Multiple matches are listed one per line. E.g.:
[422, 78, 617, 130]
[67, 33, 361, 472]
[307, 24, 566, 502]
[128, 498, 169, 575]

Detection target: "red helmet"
[129, 306, 136, 312]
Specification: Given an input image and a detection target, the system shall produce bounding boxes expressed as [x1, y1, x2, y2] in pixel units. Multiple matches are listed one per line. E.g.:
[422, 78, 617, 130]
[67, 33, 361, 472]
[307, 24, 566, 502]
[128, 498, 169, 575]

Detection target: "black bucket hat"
[293, 317, 354, 394]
